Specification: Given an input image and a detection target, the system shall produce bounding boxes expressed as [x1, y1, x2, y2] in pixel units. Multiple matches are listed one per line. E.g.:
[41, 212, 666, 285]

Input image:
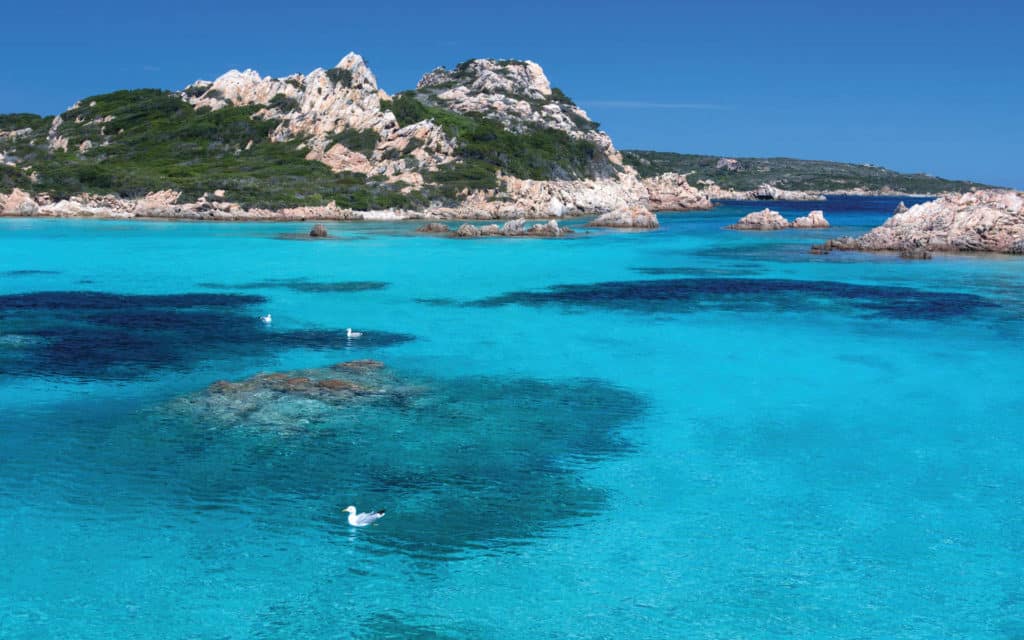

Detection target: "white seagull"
[259, 314, 272, 324]
[346, 328, 363, 339]
[344, 505, 385, 527]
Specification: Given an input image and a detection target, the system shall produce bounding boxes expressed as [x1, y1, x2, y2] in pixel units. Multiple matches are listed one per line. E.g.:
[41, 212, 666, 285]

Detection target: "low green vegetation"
[328, 127, 380, 156]
[1, 89, 417, 209]
[382, 93, 603, 194]
[326, 68, 353, 87]
[268, 93, 300, 113]
[0, 113, 50, 131]
[622, 150, 994, 193]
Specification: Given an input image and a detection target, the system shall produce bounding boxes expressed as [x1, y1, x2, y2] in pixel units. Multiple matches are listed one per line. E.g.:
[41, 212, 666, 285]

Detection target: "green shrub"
[268, 93, 300, 112]
[182, 85, 207, 99]
[326, 68, 353, 87]
[549, 87, 575, 106]
[329, 127, 380, 156]
[0, 113, 50, 131]
[12, 89, 414, 209]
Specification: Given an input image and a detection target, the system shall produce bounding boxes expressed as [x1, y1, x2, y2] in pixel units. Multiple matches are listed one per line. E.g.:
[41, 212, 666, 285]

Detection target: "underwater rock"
[416, 222, 449, 233]
[334, 358, 385, 371]
[899, 247, 933, 260]
[156, 361, 644, 558]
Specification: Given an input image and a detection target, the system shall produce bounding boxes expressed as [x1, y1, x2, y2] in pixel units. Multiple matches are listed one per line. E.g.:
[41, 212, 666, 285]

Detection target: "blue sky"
[2, 0, 1020, 187]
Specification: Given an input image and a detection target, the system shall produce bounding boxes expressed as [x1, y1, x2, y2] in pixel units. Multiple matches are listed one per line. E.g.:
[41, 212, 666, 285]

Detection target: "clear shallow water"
[1, 197, 1022, 638]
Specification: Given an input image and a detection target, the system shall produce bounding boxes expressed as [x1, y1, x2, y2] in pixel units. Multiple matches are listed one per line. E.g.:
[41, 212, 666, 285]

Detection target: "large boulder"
[527, 219, 569, 236]
[500, 218, 527, 235]
[1, 189, 39, 216]
[791, 210, 829, 228]
[416, 222, 449, 233]
[454, 223, 482, 237]
[727, 208, 789, 230]
[587, 206, 659, 229]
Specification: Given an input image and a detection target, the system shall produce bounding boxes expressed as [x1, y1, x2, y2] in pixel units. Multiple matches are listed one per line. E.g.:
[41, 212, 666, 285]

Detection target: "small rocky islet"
[726, 208, 830, 230]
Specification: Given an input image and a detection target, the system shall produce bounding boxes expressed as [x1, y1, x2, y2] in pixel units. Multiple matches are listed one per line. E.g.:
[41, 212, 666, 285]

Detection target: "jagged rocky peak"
[413, 58, 601, 139]
[417, 58, 552, 99]
[182, 52, 395, 141]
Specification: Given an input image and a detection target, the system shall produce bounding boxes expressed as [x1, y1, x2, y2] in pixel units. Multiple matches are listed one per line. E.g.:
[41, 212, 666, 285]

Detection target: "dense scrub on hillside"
[622, 150, 993, 193]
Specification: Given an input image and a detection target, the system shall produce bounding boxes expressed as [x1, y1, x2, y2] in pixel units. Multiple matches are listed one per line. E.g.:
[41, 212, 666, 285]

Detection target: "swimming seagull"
[344, 505, 385, 527]
[346, 328, 363, 338]
[260, 314, 272, 324]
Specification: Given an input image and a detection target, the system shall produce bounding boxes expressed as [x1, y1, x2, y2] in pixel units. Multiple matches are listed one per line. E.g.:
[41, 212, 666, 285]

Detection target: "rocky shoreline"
[815, 189, 1024, 255]
[0, 170, 712, 228]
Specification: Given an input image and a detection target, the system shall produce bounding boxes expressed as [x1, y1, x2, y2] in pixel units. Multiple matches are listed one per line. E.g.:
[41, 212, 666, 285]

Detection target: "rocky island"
[0, 54, 717, 229]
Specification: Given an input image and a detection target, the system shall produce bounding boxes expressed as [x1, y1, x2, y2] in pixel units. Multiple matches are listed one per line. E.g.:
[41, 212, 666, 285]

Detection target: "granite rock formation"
[825, 190, 1024, 254]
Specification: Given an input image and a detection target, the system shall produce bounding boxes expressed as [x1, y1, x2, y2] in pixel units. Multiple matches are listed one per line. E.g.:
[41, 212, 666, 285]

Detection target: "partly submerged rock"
[899, 247, 933, 260]
[500, 218, 526, 235]
[309, 223, 329, 237]
[791, 210, 830, 228]
[827, 189, 1024, 254]
[587, 206, 659, 229]
[727, 208, 790, 230]
[527, 219, 572, 236]
[416, 222, 449, 233]
[454, 223, 482, 238]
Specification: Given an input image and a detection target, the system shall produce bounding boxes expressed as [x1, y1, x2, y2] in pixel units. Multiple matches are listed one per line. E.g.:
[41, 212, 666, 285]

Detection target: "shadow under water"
[474, 277, 996, 320]
[144, 361, 644, 559]
[200, 279, 389, 293]
[0, 291, 412, 380]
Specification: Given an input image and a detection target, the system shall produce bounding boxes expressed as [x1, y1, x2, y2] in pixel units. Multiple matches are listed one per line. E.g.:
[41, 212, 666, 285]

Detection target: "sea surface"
[1, 197, 1022, 639]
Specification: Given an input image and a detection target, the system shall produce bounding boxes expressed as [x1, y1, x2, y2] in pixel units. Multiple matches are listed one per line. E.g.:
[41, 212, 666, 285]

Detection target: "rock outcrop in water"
[727, 208, 790, 230]
[587, 206, 660, 229]
[728, 208, 830, 230]
[450, 218, 573, 238]
[792, 210, 829, 228]
[824, 189, 1024, 254]
[309, 223, 329, 237]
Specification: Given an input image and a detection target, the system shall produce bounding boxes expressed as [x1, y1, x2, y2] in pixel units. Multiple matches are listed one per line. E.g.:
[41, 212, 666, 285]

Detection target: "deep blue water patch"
[475, 277, 996, 320]
[3, 269, 60, 276]
[201, 279, 388, 293]
[0, 291, 412, 379]
[144, 366, 643, 558]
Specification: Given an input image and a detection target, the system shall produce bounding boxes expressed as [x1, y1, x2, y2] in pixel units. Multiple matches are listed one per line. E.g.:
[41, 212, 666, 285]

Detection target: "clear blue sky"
[2, 0, 1020, 187]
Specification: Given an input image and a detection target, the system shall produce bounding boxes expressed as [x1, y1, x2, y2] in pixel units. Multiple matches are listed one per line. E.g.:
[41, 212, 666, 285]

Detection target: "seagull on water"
[260, 314, 272, 324]
[346, 328, 363, 339]
[344, 505, 385, 527]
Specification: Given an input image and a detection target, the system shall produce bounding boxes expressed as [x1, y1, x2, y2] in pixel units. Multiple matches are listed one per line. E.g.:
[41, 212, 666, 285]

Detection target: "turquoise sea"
[1, 197, 1022, 639]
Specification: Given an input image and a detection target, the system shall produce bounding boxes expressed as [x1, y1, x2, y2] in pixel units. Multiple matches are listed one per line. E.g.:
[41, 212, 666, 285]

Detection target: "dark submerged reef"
[154, 361, 644, 558]
[0, 291, 411, 379]
[474, 277, 996, 320]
